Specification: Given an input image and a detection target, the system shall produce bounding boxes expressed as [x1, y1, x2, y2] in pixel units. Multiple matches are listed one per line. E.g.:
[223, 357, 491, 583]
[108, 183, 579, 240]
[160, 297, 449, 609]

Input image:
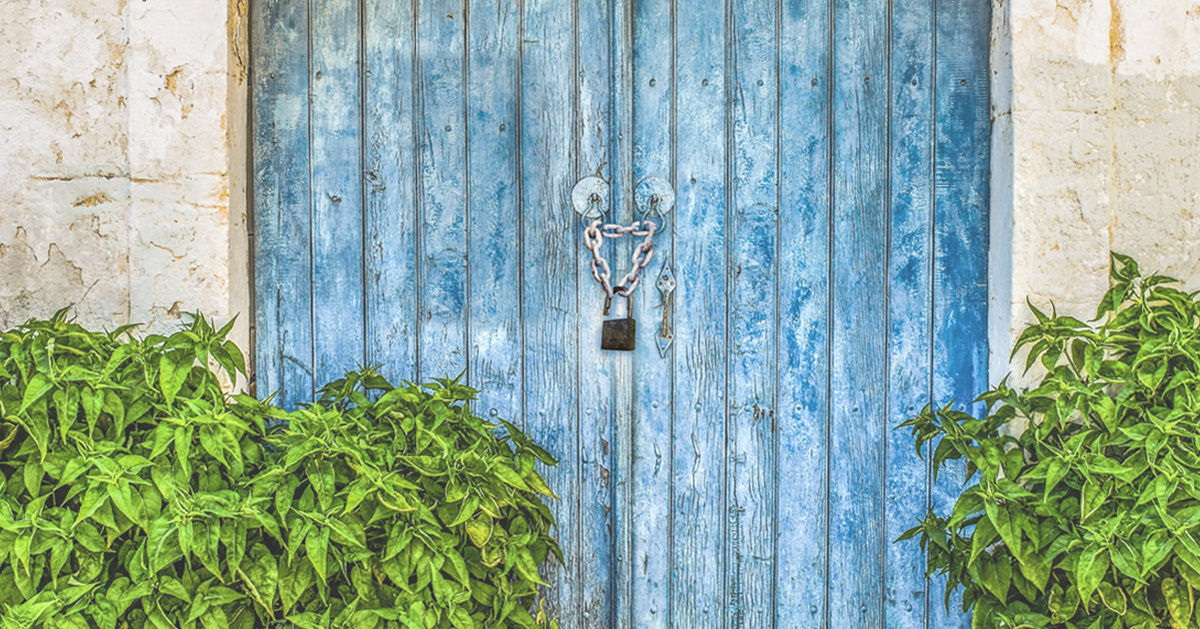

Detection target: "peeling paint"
[0, 0, 249, 355]
[994, 0, 1200, 385]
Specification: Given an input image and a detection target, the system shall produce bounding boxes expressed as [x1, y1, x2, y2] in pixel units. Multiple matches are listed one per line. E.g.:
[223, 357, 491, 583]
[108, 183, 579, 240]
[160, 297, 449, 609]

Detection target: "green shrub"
[0, 310, 266, 628]
[248, 368, 561, 628]
[0, 311, 559, 629]
[901, 254, 1200, 628]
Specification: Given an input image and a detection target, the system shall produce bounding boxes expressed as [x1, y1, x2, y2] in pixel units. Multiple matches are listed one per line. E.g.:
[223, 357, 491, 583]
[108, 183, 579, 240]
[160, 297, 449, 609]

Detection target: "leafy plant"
[248, 368, 560, 628]
[0, 309, 269, 628]
[901, 254, 1200, 628]
[0, 310, 561, 629]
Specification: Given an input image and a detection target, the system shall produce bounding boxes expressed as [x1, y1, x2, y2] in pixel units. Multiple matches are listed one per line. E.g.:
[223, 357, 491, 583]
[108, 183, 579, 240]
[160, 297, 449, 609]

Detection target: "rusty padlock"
[600, 294, 636, 351]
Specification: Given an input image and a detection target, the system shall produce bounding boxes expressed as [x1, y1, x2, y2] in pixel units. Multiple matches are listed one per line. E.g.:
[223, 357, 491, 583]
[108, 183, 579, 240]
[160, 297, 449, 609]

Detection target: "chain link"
[583, 218, 656, 314]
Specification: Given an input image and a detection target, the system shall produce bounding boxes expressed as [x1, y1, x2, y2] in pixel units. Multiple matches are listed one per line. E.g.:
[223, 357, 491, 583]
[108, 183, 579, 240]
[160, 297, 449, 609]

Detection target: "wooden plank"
[670, 0, 727, 624]
[726, 0, 778, 625]
[520, 0, 580, 622]
[930, 0, 990, 626]
[416, 0, 468, 380]
[828, 0, 889, 624]
[775, 0, 832, 623]
[466, 0, 522, 423]
[574, 0, 615, 625]
[885, 0, 936, 625]
[609, 1, 636, 626]
[251, 0, 314, 407]
[311, 0, 365, 387]
[364, 0, 418, 384]
[629, 0, 672, 626]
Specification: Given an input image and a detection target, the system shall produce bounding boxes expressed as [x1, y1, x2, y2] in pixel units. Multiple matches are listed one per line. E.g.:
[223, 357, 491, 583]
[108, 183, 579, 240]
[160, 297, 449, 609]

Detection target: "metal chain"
[583, 218, 656, 314]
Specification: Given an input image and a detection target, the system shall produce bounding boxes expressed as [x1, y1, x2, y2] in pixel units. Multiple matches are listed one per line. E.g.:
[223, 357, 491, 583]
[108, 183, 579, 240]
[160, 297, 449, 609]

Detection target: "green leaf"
[1163, 578, 1192, 629]
[1097, 582, 1127, 615]
[1075, 546, 1110, 606]
[23, 459, 44, 497]
[149, 422, 175, 459]
[159, 576, 190, 601]
[199, 426, 229, 468]
[307, 459, 335, 511]
[306, 526, 330, 581]
[279, 556, 315, 615]
[1016, 549, 1051, 593]
[443, 546, 469, 587]
[1048, 584, 1080, 623]
[447, 605, 475, 629]
[492, 462, 530, 492]
[983, 500, 1022, 558]
[327, 516, 366, 549]
[286, 613, 321, 629]
[20, 373, 55, 414]
[511, 547, 548, 586]
[159, 355, 180, 406]
[240, 544, 278, 614]
[465, 519, 491, 548]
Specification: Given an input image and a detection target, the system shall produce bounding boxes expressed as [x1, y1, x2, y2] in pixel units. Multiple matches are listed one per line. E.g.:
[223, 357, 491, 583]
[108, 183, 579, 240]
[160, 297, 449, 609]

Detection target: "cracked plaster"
[0, 0, 249, 352]
[991, 0, 1200, 385]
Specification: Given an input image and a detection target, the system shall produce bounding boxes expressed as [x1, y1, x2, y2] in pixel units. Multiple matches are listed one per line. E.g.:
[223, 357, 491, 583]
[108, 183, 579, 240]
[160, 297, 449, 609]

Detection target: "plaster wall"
[0, 0, 250, 350]
[991, 0, 1200, 383]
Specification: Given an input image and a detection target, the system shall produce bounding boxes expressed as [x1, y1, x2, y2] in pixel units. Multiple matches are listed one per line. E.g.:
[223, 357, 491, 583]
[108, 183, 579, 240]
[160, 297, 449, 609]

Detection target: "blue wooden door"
[251, 0, 990, 627]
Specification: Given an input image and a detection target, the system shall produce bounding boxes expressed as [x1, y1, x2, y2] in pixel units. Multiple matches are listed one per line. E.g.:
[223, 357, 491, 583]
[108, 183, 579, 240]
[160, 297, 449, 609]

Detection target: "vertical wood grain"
[251, 0, 314, 407]
[726, 0, 778, 625]
[466, 0, 522, 422]
[520, 0, 580, 622]
[311, 0, 365, 387]
[364, 0, 418, 384]
[630, 0, 673, 626]
[775, 0, 831, 623]
[828, 0, 889, 624]
[574, 0, 616, 624]
[610, 1, 637, 626]
[885, 0, 935, 625]
[417, 0, 469, 380]
[252, 2, 995, 625]
[930, 0, 990, 626]
[670, 0, 727, 625]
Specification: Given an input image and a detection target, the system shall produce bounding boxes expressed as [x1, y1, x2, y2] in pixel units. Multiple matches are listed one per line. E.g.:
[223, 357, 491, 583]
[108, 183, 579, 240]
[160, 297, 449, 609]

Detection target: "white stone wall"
[0, 0, 249, 349]
[991, 0, 1200, 382]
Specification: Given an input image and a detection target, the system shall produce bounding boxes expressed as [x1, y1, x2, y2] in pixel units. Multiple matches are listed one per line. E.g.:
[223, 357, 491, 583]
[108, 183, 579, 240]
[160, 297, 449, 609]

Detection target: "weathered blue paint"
[776, 0, 832, 625]
[609, 2, 637, 627]
[574, 0, 617, 625]
[520, 0, 582, 622]
[828, 0, 890, 625]
[311, 0, 365, 386]
[466, 0, 522, 432]
[670, 0, 728, 626]
[252, 0, 314, 405]
[630, 0, 673, 627]
[364, 0, 418, 384]
[930, 1, 991, 627]
[885, 0, 936, 626]
[728, 0, 779, 625]
[251, 1, 991, 626]
[417, 0, 469, 380]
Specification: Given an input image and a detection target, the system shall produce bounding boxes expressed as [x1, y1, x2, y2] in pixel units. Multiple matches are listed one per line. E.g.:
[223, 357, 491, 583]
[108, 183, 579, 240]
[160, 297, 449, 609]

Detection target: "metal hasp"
[635, 176, 676, 358]
[572, 176, 609, 219]
[655, 265, 676, 357]
[635, 176, 674, 222]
